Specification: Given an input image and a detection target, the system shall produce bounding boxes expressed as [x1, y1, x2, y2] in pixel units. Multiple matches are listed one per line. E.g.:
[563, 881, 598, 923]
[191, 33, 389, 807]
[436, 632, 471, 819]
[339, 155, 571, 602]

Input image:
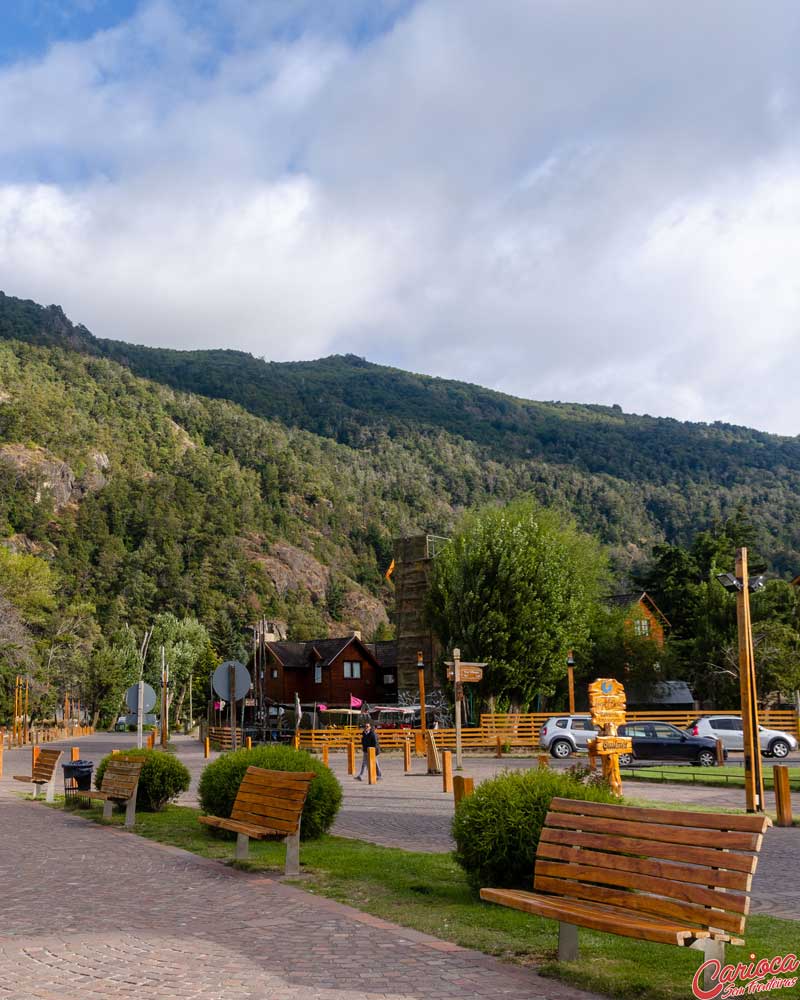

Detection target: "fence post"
[347, 741, 356, 775]
[774, 765, 793, 827]
[415, 730, 425, 756]
[204, 737, 210, 759]
[442, 750, 453, 793]
[32, 746, 40, 769]
[453, 774, 474, 806]
[367, 747, 377, 785]
[403, 738, 412, 773]
[495, 736, 503, 758]
[71, 746, 79, 762]
[537, 753, 549, 769]
[245, 736, 252, 750]
[322, 743, 329, 767]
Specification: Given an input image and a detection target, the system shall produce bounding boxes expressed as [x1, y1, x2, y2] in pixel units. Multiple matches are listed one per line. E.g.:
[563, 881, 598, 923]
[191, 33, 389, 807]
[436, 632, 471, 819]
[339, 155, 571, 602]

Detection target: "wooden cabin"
[257, 633, 397, 706]
[605, 591, 670, 647]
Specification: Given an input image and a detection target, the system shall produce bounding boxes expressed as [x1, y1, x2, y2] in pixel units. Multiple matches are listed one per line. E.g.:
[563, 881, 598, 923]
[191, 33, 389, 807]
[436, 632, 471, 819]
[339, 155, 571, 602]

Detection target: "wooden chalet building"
[256, 632, 397, 707]
[605, 591, 670, 647]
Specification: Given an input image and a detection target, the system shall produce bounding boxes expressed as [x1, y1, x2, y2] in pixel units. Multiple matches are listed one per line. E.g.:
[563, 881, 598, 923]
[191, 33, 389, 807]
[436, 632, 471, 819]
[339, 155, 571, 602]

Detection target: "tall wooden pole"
[736, 548, 764, 813]
[417, 651, 427, 734]
[453, 647, 463, 770]
[161, 646, 168, 749]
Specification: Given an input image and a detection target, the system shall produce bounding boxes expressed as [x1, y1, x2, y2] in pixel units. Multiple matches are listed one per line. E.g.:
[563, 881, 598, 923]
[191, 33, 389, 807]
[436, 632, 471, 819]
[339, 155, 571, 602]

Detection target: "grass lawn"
[621, 764, 800, 790]
[62, 798, 800, 1000]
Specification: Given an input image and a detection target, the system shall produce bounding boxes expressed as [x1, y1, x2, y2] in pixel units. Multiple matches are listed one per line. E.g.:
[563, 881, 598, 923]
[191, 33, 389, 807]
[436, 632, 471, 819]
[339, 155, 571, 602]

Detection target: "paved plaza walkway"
[1, 732, 797, 998]
[0, 736, 602, 1000]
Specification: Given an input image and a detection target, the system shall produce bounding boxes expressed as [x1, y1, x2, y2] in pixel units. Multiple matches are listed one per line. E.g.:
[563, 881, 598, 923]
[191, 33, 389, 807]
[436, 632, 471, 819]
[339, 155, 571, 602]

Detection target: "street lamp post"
[716, 547, 765, 813]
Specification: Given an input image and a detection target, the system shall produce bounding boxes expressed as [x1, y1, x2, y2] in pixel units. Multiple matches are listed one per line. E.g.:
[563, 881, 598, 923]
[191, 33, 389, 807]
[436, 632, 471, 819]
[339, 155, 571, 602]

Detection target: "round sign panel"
[212, 660, 251, 702]
[125, 682, 157, 714]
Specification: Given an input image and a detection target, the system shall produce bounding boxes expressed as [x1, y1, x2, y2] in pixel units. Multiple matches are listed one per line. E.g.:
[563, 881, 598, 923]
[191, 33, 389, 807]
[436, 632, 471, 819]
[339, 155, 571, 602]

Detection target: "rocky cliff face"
[254, 540, 389, 638]
[0, 444, 110, 509]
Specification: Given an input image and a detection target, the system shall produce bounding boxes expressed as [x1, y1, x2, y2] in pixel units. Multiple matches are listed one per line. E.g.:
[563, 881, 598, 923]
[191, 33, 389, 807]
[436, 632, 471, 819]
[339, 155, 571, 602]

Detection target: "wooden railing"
[0, 725, 94, 749]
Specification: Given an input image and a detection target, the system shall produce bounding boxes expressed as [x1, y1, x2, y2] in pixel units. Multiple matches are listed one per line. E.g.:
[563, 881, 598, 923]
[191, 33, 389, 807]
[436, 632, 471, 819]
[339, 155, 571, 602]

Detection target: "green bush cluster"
[452, 769, 619, 891]
[94, 748, 190, 811]
[197, 745, 342, 840]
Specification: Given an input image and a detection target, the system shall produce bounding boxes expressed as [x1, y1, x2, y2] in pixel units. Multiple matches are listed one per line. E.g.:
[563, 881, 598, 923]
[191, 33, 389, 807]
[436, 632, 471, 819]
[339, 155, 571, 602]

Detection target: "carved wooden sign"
[588, 678, 627, 729]
[594, 735, 633, 755]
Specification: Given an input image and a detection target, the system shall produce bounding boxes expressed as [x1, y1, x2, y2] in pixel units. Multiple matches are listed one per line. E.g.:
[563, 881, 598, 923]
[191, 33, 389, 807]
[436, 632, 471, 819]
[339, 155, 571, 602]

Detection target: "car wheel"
[618, 753, 633, 767]
[697, 750, 716, 767]
[550, 739, 573, 759]
[770, 739, 790, 759]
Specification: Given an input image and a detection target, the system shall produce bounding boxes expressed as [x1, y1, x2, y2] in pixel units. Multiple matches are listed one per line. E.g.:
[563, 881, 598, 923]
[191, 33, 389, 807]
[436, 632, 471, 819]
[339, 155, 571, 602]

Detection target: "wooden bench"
[480, 797, 771, 993]
[80, 757, 144, 828]
[198, 766, 315, 874]
[13, 748, 63, 802]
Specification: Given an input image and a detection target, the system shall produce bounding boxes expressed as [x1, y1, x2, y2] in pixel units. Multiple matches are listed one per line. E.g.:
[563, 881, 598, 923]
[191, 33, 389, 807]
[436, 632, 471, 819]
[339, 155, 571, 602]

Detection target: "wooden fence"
[291, 707, 799, 754]
[0, 725, 94, 749]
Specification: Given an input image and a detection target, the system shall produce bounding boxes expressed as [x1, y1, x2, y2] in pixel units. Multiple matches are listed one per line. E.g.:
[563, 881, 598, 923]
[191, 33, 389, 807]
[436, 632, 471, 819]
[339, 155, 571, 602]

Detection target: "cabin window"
[343, 660, 361, 679]
[633, 618, 650, 636]
[315, 665, 322, 684]
[271, 668, 278, 679]
[383, 674, 395, 685]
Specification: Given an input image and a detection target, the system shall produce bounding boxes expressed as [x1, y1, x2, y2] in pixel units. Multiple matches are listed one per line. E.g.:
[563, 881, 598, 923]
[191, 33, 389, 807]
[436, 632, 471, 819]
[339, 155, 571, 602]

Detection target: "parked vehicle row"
[538, 713, 797, 766]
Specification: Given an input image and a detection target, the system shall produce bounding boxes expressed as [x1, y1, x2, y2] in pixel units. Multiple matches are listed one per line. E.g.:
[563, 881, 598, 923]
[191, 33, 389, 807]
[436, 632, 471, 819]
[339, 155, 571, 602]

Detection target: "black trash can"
[62, 760, 94, 795]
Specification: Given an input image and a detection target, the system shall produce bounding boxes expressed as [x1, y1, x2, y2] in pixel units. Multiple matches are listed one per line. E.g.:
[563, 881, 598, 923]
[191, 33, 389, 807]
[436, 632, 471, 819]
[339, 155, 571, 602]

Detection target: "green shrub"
[452, 768, 619, 891]
[94, 749, 190, 812]
[198, 744, 342, 840]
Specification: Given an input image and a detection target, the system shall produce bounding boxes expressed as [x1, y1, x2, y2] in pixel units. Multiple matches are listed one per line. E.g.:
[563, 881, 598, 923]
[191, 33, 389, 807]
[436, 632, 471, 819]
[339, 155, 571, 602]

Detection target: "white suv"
[688, 716, 797, 758]
[538, 716, 598, 758]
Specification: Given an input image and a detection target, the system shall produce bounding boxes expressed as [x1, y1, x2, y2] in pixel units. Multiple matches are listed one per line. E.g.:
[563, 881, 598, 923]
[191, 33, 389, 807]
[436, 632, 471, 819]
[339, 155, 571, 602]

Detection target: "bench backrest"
[231, 766, 315, 836]
[536, 797, 771, 937]
[101, 757, 144, 800]
[32, 748, 62, 782]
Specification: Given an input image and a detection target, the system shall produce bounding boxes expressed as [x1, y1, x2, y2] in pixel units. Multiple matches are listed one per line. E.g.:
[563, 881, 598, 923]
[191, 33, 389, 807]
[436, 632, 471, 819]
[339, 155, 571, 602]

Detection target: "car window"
[555, 719, 568, 729]
[624, 723, 649, 737]
[709, 718, 734, 730]
[570, 719, 595, 731]
[730, 719, 744, 731]
[652, 723, 680, 738]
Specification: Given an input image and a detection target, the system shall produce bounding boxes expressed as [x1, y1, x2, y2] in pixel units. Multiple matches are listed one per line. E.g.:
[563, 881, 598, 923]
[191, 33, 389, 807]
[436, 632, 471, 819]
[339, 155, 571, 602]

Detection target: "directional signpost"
[587, 678, 629, 796]
[212, 661, 251, 752]
[125, 681, 156, 750]
[445, 649, 485, 769]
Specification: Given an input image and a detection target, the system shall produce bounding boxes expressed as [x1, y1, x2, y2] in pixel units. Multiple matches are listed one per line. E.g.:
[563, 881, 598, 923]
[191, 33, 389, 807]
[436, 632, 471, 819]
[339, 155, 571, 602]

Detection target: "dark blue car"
[616, 721, 725, 767]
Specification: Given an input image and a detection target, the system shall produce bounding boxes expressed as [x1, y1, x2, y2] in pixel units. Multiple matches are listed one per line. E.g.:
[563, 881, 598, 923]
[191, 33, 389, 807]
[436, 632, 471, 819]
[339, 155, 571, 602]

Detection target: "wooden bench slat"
[230, 809, 298, 835]
[232, 792, 305, 820]
[239, 770, 316, 790]
[535, 859, 749, 914]
[482, 887, 710, 937]
[236, 782, 309, 804]
[539, 826, 758, 874]
[480, 888, 703, 947]
[536, 841, 752, 893]
[199, 816, 284, 838]
[549, 797, 772, 834]
[545, 810, 763, 852]
[533, 874, 746, 935]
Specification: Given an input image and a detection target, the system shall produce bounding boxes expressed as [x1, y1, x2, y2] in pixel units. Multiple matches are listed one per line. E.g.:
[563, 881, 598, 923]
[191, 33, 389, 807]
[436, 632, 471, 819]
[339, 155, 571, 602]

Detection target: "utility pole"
[566, 650, 575, 714]
[417, 651, 427, 734]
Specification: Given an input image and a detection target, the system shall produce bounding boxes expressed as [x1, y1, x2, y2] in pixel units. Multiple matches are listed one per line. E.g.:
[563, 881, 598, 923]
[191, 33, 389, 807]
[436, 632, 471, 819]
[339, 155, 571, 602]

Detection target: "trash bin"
[62, 760, 94, 797]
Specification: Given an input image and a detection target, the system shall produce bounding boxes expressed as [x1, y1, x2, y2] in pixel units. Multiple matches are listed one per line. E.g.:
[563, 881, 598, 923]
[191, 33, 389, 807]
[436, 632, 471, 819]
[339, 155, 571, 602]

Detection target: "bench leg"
[235, 833, 249, 861]
[102, 799, 113, 821]
[558, 922, 578, 961]
[285, 829, 300, 876]
[31, 782, 40, 800]
[124, 794, 137, 829]
[45, 775, 57, 804]
[690, 938, 725, 993]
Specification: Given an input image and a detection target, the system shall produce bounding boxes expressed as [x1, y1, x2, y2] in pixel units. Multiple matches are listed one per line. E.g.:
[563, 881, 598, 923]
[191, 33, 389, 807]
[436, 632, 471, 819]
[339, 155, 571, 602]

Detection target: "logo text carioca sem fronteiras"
[692, 952, 799, 999]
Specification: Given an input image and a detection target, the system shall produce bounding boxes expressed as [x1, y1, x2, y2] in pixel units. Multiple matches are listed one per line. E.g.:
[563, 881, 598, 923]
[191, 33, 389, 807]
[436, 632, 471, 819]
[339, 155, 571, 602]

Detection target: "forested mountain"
[4, 290, 800, 719]
[3, 290, 800, 576]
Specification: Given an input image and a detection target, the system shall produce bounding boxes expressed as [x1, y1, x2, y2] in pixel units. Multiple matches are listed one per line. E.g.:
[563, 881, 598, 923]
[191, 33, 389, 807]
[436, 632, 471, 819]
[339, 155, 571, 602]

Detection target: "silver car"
[688, 716, 798, 758]
[538, 715, 598, 758]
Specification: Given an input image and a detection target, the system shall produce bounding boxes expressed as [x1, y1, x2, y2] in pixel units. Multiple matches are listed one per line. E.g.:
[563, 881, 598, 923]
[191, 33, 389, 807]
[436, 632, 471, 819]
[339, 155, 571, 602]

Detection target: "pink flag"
[350, 694, 362, 708]
[318, 704, 328, 712]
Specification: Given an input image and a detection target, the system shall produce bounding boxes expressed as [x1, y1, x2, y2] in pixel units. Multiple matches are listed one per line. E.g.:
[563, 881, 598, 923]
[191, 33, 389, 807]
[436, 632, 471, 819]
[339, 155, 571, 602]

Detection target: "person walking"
[354, 721, 382, 780]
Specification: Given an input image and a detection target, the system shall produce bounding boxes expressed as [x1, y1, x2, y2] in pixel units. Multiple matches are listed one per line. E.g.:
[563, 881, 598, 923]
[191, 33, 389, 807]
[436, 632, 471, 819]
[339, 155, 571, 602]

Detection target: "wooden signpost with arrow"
[445, 648, 486, 769]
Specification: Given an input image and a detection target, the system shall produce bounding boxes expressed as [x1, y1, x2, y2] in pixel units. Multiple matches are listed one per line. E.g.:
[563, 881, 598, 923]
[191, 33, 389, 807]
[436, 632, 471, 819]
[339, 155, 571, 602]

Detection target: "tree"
[426, 498, 608, 710]
[146, 613, 214, 726]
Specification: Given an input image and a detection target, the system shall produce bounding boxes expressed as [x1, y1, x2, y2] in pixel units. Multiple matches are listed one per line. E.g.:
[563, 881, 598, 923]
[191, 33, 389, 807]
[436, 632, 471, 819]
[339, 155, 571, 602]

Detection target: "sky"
[1, 1, 800, 435]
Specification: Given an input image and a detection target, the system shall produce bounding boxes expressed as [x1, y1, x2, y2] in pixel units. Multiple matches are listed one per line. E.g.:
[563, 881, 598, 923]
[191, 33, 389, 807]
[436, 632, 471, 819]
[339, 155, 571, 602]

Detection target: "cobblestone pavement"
[0, 737, 604, 1000]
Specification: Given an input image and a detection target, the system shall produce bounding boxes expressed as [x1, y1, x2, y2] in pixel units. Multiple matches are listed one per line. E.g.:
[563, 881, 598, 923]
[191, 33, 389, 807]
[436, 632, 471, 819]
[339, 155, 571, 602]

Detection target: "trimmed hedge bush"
[197, 744, 342, 841]
[452, 769, 619, 891]
[94, 748, 190, 812]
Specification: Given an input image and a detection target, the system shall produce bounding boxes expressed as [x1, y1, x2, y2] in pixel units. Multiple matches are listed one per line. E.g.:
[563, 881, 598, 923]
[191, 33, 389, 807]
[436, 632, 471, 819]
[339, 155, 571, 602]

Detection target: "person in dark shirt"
[354, 721, 382, 780]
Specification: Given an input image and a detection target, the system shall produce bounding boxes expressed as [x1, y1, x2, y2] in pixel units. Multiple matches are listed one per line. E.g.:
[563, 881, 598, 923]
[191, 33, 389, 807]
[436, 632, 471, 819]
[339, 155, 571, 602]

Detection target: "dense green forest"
[1, 290, 800, 720]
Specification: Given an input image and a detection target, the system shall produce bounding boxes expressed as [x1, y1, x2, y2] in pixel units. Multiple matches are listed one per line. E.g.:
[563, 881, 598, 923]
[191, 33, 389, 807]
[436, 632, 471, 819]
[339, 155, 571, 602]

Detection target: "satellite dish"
[212, 661, 251, 702]
[125, 682, 156, 714]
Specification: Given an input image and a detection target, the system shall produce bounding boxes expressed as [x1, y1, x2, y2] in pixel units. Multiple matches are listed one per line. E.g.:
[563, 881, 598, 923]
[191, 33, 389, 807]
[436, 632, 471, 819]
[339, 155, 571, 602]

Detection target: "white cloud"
[1, 0, 800, 433]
